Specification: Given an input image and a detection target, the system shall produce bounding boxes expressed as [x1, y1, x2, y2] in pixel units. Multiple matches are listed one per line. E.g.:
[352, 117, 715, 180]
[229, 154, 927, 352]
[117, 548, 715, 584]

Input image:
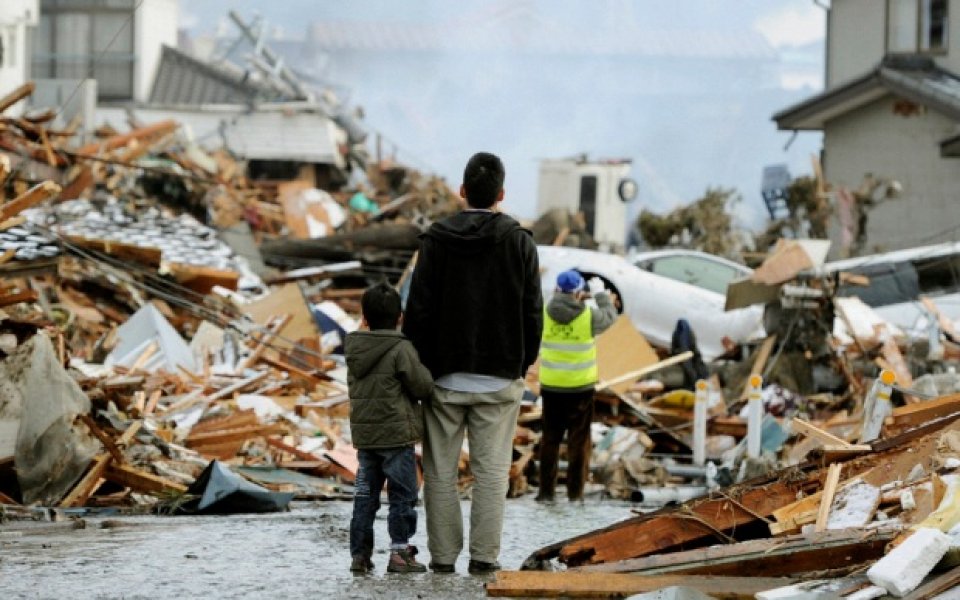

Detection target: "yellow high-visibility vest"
[539, 306, 597, 389]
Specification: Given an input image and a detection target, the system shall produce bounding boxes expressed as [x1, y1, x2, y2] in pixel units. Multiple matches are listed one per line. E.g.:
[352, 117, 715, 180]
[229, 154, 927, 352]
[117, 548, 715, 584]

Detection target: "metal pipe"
[227, 11, 313, 101]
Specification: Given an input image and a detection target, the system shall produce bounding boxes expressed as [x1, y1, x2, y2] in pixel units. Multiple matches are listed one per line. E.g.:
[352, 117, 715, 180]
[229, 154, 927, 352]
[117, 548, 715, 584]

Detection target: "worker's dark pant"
[537, 388, 595, 501]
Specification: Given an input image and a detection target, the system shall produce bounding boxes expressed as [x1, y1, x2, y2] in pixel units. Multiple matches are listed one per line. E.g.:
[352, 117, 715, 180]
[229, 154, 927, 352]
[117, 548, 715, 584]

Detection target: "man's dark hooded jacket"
[345, 330, 434, 449]
[403, 211, 543, 381]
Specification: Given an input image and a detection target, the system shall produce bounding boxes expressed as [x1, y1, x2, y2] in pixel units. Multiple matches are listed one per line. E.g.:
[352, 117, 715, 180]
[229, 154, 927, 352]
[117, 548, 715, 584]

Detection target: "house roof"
[149, 45, 295, 106]
[773, 55, 960, 131]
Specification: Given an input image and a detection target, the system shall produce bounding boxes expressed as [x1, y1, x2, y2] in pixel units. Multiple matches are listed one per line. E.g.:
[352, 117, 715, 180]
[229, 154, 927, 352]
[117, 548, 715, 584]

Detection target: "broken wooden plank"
[740, 335, 777, 400]
[159, 371, 269, 415]
[485, 571, 795, 599]
[0, 289, 38, 307]
[235, 314, 291, 374]
[185, 424, 287, 448]
[596, 351, 693, 393]
[555, 479, 802, 566]
[886, 393, 960, 433]
[791, 418, 854, 448]
[104, 463, 187, 495]
[821, 444, 872, 463]
[815, 463, 843, 532]
[77, 415, 124, 463]
[59, 421, 142, 507]
[129, 341, 158, 372]
[58, 165, 94, 201]
[260, 354, 328, 384]
[0, 181, 62, 222]
[75, 120, 178, 156]
[575, 528, 894, 578]
[0, 82, 36, 114]
[64, 235, 162, 268]
[167, 262, 239, 294]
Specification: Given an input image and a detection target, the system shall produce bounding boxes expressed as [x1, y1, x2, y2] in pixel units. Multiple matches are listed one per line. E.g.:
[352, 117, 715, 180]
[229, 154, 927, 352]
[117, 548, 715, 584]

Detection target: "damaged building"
[774, 0, 960, 258]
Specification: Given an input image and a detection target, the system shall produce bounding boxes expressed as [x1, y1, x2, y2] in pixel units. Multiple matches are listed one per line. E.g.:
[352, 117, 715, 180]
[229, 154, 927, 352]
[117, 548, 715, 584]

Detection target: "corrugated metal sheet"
[149, 45, 293, 106]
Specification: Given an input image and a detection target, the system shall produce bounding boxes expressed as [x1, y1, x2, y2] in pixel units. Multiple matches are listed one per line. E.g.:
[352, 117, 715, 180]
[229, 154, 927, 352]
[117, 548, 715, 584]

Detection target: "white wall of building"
[824, 96, 960, 254]
[0, 0, 38, 112]
[828, 1, 960, 87]
[536, 159, 634, 250]
[827, 0, 886, 88]
[135, 0, 178, 102]
[940, 2, 960, 74]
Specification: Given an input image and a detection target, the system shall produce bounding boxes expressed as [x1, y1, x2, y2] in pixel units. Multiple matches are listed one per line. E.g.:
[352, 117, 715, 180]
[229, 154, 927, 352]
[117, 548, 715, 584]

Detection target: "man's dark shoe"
[387, 547, 427, 573]
[534, 493, 555, 503]
[468, 559, 501, 575]
[350, 555, 374, 574]
[429, 561, 456, 573]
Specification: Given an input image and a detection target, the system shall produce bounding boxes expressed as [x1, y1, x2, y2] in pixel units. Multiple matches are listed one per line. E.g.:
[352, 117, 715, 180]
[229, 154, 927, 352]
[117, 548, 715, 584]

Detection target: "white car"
[537, 246, 765, 360]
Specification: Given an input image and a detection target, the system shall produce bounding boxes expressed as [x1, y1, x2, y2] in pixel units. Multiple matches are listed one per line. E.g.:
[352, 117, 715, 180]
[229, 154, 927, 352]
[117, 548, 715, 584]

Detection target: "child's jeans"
[349, 445, 419, 558]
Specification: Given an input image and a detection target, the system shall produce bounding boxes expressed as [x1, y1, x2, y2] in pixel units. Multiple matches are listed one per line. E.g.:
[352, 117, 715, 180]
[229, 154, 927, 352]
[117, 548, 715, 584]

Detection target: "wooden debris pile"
[490, 404, 960, 598]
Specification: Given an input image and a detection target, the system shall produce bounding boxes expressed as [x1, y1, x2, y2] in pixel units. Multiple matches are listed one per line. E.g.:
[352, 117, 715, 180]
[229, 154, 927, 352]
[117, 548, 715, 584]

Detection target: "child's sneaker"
[350, 555, 374, 574]
[387, 546, 427, 573]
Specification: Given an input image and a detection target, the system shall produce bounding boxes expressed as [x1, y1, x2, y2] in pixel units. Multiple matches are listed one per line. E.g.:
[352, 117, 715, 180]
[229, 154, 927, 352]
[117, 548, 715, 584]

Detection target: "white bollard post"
[861, 370, 896, 443]
[746, 374, 763, 459]
[693, 379, 708, 467]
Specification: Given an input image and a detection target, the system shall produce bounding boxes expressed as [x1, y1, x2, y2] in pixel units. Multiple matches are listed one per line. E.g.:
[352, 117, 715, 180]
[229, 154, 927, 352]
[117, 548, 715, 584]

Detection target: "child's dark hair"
[462, 152, 505, 209]
[361, 282, 402, 330]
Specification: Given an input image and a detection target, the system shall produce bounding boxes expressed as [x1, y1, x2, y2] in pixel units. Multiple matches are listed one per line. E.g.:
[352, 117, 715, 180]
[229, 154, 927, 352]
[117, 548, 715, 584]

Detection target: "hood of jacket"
[423, 210, 526, 255]
[546, 293, 586, 325]
[345, 330, 404, 378]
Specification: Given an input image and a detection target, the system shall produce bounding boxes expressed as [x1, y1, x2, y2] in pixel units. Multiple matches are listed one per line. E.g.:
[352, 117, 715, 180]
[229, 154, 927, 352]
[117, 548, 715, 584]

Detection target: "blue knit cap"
[556, 270, 585, 293]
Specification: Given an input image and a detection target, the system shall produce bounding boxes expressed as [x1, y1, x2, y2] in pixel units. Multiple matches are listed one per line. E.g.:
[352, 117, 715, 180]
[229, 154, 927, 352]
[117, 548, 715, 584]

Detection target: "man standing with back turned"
[404, 152, 543, 575]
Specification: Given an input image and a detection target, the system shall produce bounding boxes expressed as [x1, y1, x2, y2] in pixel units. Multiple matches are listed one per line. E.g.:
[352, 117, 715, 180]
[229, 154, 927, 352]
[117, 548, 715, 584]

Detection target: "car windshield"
[640, 254, 744, 295]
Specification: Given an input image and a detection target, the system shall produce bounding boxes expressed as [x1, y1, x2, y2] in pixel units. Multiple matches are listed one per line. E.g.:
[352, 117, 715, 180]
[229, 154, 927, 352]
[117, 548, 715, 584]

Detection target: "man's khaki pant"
[422, 380, 524, 565]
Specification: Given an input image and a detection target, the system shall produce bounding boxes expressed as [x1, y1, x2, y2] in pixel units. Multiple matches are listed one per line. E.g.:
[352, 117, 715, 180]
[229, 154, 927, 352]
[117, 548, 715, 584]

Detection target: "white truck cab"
[536, 156, 637, 252]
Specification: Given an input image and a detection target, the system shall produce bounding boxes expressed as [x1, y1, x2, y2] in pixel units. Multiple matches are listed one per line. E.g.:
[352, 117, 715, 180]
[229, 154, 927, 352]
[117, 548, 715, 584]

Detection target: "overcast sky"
[178, 1, 826, 49]
[176, 1, 827, 228]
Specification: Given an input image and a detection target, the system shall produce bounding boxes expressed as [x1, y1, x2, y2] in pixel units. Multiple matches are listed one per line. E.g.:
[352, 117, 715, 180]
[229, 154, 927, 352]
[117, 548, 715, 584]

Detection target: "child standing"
[346, 283, 434, 574]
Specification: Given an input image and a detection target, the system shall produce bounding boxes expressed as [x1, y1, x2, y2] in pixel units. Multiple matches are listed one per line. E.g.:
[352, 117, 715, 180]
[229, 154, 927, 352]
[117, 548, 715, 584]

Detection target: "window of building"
[31, 0, 136, 100]
[888, 0, 949, 54]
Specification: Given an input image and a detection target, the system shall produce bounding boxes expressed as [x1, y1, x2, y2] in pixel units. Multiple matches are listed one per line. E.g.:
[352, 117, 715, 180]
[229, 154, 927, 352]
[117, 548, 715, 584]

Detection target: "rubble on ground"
[4, 79, 960, 599]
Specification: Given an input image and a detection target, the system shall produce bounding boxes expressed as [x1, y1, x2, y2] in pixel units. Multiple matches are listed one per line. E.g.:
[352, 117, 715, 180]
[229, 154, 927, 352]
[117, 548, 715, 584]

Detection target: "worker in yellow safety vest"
[536, 269, 618, 502]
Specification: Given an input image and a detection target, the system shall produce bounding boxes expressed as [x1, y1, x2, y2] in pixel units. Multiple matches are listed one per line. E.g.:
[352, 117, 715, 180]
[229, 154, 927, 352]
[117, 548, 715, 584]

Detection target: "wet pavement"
[0, 496, 637, 599]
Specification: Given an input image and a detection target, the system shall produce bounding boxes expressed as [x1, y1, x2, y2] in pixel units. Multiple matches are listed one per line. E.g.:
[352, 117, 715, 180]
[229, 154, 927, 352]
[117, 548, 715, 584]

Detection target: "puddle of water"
[1, 496, 637, 599]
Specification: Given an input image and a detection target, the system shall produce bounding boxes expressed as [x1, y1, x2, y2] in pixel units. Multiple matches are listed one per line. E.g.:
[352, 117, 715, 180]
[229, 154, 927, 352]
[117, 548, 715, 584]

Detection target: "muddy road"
[1, 496, 636, 599]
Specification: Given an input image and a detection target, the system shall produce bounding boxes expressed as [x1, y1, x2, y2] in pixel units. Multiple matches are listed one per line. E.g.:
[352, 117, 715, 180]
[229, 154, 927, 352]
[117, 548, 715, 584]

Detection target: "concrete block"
[867, 527, 952, 596]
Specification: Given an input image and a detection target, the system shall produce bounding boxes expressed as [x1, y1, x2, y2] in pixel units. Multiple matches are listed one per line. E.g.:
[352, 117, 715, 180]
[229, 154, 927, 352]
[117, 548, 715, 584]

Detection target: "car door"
[635, 253, 762, 358]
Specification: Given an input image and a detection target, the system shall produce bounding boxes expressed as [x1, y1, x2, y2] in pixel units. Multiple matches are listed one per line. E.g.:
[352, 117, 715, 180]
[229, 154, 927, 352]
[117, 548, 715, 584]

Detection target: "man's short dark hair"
[462, 152, 505, 209]
[361, 282, 402, 331]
